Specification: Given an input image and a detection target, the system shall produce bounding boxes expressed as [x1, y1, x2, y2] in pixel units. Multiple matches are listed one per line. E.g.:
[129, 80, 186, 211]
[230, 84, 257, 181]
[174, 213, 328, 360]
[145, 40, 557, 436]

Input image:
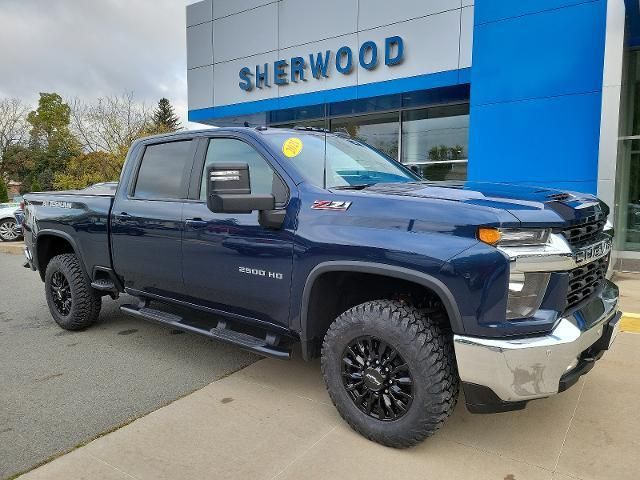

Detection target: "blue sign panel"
[239, 36, 404, 91]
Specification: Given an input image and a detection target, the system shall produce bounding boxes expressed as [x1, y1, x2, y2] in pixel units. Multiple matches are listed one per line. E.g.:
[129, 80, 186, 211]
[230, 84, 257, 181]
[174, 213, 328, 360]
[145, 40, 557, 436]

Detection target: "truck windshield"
[262, 131, 419, 189]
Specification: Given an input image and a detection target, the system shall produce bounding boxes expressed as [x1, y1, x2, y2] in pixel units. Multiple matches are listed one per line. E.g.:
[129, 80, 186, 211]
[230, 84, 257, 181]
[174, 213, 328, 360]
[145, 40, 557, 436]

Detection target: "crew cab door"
[110, 138, 196, 297]
[181, 135, 295, 328]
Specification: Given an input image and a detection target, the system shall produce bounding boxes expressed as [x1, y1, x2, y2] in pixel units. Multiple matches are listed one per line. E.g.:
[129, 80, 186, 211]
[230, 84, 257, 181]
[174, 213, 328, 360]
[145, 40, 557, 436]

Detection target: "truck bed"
[23, 190, 115, 276]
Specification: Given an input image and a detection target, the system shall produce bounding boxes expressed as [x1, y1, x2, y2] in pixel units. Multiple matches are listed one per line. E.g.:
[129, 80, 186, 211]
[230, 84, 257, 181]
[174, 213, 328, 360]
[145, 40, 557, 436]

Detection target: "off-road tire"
[321, 300, 459, 448]
[45, 253, 101, 330]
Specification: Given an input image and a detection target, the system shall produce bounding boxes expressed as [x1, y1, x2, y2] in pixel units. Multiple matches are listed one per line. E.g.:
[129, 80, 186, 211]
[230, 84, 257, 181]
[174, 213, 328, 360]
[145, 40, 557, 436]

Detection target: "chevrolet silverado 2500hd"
[22, 127, 620, 448]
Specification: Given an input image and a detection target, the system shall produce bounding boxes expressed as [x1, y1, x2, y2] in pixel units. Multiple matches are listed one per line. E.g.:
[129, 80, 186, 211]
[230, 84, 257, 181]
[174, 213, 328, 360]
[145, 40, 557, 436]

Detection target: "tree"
[70, 93, 152, 155]
[2, 144, 36, 191]
[26, 93, 80, 190]
[53, 151, 122, 190]
[0, 179, 8, 202]
[151, 98, 180, 132]
[0, 98, 29, 180]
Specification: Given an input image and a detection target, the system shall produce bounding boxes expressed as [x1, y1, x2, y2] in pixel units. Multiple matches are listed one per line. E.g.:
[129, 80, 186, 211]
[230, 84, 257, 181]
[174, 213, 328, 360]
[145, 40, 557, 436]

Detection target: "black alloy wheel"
[322, 300, 459, 448]
[50, 271, 72, 316]
[44, 253, 102, 330]
[342, 336, 413, 421]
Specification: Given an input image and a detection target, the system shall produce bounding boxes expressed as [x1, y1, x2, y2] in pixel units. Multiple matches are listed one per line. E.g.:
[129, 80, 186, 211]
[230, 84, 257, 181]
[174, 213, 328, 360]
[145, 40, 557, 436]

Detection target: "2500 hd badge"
[239, 266, 284, 280]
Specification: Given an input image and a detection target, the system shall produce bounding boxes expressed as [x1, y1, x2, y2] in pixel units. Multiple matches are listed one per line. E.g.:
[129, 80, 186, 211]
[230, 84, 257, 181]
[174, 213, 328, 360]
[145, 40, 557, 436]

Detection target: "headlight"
[506, 271, 550, 319]
[478, 228, 551, 246]
[477, 227, 553, 319]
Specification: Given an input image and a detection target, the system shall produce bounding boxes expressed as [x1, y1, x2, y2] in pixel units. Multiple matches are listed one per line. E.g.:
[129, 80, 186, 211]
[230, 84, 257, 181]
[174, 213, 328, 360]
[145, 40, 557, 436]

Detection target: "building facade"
[186, 0, 640, 268]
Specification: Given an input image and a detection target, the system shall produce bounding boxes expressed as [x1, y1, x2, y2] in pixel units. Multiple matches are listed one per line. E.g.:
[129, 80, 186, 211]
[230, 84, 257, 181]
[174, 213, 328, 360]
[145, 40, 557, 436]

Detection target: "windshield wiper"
[331, 184, 374, 190]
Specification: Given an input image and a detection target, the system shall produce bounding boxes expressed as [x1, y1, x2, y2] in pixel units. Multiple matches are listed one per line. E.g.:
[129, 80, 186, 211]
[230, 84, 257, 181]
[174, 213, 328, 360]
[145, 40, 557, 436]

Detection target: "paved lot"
[0, 252, 259, 479]
[16, 332, 640, 480]
[613, 271, 640, 312]
[4, 242, 640, 480]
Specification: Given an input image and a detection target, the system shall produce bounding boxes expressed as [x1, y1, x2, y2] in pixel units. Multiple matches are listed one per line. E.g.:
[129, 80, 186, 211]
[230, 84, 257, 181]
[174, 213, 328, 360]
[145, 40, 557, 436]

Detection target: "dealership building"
[186, 0, 640, 269]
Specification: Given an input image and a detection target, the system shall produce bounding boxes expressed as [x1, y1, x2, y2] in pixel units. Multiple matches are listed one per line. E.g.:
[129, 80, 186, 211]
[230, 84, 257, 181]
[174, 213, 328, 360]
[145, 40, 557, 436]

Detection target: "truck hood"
[361, 181, 606, 225]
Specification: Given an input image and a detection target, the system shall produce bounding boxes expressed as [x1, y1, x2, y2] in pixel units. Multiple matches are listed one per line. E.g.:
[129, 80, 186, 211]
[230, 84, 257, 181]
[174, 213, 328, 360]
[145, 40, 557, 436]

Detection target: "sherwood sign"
[238, 36, 404, 91]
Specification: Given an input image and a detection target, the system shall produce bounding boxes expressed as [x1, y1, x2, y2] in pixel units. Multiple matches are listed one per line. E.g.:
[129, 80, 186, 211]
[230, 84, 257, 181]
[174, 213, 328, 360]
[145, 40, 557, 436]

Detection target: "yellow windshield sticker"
[282, 137, 303, 158]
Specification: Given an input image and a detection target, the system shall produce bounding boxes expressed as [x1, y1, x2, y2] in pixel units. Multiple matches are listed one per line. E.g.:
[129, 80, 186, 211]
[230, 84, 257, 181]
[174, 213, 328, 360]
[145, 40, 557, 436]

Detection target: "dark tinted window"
[200, 138, 286, 203]
[134, 141, 192, 199]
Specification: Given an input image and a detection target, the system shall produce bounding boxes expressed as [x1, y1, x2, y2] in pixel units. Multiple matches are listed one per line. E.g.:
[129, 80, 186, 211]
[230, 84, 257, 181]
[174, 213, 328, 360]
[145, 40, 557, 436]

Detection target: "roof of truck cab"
[137, 126, 335, 142]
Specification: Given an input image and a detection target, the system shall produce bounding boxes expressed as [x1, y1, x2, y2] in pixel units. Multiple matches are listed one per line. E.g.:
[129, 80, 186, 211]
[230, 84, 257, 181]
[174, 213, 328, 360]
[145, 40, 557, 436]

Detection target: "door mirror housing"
[408, 164, 422, 177]
[206, 164, 283, 228]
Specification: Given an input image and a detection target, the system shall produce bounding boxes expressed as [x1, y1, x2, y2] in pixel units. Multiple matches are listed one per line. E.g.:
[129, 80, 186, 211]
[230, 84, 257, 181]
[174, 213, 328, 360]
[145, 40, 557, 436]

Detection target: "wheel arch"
[34, 230, 87, 281]
[299, 261, 464, 360]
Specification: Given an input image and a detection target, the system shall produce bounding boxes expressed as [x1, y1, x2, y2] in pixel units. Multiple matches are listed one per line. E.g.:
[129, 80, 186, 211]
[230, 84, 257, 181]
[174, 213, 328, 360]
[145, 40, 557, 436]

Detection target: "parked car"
[22, 127, 620, 448]
[0, 203, 23, 242]
[81, 182, 119, 194]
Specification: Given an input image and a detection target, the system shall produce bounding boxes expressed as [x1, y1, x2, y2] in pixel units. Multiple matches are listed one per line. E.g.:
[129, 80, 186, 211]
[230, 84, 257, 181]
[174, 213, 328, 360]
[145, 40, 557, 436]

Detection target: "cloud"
[0, 0, 191, 125]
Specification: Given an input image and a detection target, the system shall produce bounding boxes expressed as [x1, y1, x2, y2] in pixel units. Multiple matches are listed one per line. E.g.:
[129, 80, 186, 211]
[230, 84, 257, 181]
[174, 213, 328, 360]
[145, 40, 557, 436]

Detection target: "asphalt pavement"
[0, 252, 259, 479]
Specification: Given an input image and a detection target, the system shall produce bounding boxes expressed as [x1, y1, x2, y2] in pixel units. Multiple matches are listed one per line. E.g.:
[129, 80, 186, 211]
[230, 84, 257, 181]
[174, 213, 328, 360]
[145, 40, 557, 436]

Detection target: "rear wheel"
[0, 218, 21, 241]
[45, 253, 101, 330]
[321, 300, 459, 448]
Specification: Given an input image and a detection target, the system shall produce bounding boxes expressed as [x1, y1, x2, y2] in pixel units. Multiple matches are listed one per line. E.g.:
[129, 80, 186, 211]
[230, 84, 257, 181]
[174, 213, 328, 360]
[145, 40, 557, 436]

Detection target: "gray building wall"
[186, 0, 474, 112]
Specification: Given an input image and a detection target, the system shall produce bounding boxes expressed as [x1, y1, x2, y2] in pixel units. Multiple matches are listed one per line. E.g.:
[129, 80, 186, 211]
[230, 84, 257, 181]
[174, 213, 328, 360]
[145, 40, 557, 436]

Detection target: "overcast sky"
[0, 0, 195, 125]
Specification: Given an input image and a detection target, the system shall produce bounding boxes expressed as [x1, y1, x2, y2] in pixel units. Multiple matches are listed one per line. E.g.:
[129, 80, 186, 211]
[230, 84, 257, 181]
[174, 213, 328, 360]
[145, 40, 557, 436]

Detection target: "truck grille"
[561, 216, 606, 247]
[566, 255, 609, 310]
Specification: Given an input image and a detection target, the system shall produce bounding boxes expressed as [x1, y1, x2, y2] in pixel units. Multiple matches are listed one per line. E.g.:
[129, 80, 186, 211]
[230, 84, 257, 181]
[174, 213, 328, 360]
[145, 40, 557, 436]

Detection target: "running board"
[120, 304, 291, 359]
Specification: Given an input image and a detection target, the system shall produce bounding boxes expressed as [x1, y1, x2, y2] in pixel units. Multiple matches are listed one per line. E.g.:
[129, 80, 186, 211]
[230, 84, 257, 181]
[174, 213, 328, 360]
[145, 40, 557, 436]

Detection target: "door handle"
[186, 218, 208, 229]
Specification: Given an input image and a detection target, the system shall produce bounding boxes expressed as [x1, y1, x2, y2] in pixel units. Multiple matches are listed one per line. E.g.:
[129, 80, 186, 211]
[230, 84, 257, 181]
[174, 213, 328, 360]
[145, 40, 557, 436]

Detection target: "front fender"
[300, 261, 465, 337]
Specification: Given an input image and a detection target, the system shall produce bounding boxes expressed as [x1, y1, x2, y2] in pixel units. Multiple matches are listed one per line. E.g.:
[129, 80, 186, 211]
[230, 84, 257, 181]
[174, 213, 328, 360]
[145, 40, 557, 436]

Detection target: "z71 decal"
[311, 200, 352, 211]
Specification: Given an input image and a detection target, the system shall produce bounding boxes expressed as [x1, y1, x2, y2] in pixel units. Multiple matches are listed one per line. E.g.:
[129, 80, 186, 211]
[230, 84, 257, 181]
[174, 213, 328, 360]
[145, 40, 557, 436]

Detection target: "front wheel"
[45, 253, 101, 330]
[321, 300, 459, 448]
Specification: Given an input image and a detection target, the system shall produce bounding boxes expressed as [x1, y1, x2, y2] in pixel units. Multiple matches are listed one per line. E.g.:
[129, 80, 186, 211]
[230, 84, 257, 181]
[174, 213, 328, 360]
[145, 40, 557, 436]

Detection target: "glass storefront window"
[276, 118, 328, 130]
[270, 101, 470, 183]
[331, 112, 400, 160]
[617, 50, 640, 251]
[401, 105, 469, 181]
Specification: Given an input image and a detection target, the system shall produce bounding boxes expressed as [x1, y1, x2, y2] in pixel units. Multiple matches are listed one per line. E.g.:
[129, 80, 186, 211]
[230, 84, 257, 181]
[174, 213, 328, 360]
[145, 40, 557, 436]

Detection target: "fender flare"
[299, 261, 464, 357]
[34, 229, 88, 278]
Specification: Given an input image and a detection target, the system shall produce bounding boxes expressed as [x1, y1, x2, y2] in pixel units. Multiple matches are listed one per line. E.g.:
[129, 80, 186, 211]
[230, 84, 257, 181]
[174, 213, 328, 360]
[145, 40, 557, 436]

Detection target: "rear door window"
[134, 140, 193, 200]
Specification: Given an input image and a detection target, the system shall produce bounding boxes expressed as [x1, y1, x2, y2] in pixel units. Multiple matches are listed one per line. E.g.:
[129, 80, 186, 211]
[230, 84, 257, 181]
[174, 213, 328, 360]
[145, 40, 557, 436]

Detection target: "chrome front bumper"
[453, 280, 620, 404]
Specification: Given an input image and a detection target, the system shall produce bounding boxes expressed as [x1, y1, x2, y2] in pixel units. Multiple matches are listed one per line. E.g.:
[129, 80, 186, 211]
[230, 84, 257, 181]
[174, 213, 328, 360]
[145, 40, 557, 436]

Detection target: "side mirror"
[408, 165, 422, 177]
[206, 163, 285, 229]
[207, 163, 274, 213]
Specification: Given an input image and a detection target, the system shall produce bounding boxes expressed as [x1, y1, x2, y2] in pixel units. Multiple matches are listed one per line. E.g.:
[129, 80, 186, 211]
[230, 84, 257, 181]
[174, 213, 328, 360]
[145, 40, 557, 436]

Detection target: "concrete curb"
[621, 313, 640, 333]
[0, 243, 23, 255]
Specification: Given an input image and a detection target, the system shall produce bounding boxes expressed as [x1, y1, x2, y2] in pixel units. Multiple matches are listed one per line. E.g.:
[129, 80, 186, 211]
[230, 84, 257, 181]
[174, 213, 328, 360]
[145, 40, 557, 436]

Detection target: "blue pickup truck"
[22, 127, 620, 448]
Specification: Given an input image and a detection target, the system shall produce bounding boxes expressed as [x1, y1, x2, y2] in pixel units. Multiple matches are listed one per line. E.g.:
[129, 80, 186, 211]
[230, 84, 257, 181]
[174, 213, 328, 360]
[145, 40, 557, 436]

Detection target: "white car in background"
[0, 203, 23, 242]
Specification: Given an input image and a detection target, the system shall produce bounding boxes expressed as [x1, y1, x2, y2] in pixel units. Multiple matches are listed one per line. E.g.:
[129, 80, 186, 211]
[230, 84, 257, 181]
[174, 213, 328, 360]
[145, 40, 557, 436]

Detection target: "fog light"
[506, 271, 551, 320]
